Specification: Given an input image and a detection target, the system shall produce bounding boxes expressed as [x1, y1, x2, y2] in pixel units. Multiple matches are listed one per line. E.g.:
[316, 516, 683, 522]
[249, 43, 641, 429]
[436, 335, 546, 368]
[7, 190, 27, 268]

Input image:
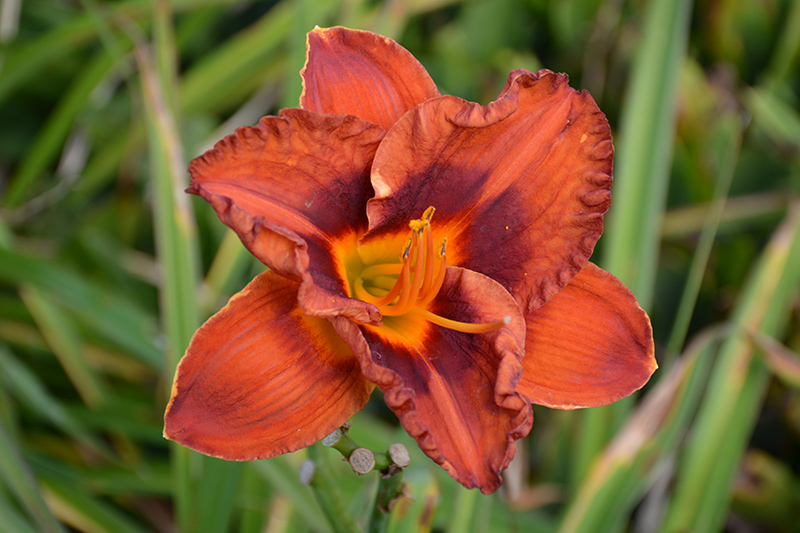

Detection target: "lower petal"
[164, 271, 373, 460]
[332, 267, 532, 494]
[519, 263, 656, 410]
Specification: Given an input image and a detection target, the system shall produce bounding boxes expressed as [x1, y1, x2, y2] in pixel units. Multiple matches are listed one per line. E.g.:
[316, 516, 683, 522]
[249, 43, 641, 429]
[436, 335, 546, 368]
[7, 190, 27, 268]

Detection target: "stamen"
[382, 231, 424, 316]
[418, 221, 435, 298]
[355, 239, 410, 305]
[368, 286, 390, 296]
[417, 239, 447, 307]
[357, 208, 508, 335]
[371, 239, 412, 307]
[415, 309, 511, 334]
[353, 280, 379, 303]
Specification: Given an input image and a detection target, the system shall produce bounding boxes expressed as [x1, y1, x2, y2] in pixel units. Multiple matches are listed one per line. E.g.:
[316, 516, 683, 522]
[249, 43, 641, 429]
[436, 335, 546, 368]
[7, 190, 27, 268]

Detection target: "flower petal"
[519, 262, 656, 410]
[189, 108, 385, 324]
[365, 69, 613, 313]
[164, 270, 373, 460]
[331, 267, 532, 494]
[300, 27, 440, 130]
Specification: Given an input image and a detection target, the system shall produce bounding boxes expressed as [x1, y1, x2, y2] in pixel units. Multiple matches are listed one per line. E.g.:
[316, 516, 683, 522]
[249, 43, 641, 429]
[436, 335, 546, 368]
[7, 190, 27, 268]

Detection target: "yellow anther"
[408, 219, 427, 232]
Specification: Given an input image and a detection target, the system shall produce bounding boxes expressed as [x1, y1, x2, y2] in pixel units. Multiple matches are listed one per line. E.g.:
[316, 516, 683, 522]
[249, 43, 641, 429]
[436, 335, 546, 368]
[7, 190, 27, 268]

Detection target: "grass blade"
[745, 85, 800, 150]
[559, 325, 728, 532]
[0, 249, 161, 368]
[40, 479, 147, 533]
[661, 202, 800, 532]
[0, 347, 110, 458]
[3, 51, 115, 207]
[136, 32, 200, 533]
[0, 423, 65, 533]
[602, 0, 693, 307]
[252, 457, 333, 533]
[18, 284, 105, 408]
[665, 115, 743, 358]
[574, 0, 694, 491]
[0, 497, 42, 533]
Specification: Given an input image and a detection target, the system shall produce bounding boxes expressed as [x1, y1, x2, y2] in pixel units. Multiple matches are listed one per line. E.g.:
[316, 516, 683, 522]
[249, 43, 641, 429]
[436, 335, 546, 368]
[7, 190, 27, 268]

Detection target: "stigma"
[354, 207, 510, 334]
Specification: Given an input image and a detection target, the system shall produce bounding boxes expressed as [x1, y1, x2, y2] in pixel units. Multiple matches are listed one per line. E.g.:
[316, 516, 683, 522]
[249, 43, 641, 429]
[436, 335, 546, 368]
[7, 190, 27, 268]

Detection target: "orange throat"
[353, 207, 509, 334]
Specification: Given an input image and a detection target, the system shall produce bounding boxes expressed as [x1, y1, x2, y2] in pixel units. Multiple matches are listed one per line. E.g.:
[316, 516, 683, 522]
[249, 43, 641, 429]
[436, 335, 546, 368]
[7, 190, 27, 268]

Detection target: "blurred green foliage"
[1, 0, 799, 531]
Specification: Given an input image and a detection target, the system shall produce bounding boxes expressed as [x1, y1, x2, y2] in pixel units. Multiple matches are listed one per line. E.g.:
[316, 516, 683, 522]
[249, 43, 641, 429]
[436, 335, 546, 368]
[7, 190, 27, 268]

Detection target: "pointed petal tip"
[162, 271, 373, 462]
[521, 263, 657, 410]
[301, 26, 439, 129]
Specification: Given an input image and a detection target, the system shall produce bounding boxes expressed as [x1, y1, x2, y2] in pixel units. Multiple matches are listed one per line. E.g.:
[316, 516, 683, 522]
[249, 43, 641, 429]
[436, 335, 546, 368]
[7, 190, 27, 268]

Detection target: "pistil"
[355, 207, 509, 334]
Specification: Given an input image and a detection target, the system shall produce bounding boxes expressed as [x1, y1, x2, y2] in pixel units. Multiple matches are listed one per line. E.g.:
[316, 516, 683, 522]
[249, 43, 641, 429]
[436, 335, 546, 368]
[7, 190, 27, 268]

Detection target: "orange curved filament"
[356, 209, 507, 334]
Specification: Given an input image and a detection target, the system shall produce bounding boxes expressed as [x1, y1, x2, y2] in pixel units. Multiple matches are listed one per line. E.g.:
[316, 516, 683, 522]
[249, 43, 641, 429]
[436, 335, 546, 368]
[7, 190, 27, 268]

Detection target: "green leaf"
[0, 249, 161, 368]
[40, 479, 147, 533]
[0, 421, 65, 533]
[19, 284, 106, 408]
[3, 51, 116, 207]
[576, 0, 694, 492]
[661, 203, 800, 532]
[0, 348, 110, 458]
[602, 0, 693, 308]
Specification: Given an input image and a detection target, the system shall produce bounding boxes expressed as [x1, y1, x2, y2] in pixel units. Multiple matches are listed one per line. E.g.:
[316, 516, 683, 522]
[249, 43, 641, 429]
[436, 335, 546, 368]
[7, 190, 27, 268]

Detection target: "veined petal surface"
[519, 262, 656, 409]
[164, 271, 373, 459]
[189, 108, 385, 324]
[301, 26, 440, 130]
[331, 267, 532, 494]
[366, 69, 613, 313]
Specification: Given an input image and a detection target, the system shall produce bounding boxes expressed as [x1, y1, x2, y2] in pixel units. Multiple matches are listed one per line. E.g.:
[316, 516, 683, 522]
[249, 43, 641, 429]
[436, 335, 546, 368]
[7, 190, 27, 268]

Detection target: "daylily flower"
[164, 27, 656, 494]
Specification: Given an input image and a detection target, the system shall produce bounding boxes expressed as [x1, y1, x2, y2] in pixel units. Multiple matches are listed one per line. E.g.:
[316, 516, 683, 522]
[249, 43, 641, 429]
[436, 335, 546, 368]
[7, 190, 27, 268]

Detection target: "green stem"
[307, 444, 362, 533]
[368, 471, 405, 533]
[323, 427, 400, 474]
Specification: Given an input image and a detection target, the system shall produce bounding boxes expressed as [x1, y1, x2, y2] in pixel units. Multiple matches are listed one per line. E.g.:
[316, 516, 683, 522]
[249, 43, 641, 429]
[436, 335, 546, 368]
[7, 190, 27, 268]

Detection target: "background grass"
[1, 0, 800, 531]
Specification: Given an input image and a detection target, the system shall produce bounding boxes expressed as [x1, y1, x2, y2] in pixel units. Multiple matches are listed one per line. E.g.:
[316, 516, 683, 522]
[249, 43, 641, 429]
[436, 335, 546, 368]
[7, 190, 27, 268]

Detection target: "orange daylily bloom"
[164, 27, 656, 494]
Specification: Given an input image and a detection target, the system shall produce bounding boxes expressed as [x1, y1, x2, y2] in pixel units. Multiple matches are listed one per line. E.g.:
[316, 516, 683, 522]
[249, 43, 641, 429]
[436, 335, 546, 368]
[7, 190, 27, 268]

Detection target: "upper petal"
[300, 27, 440, 130]
[519, 262, 656, 410]
[188, 108, 385, 324]
[164, 270, 374, 460]
[331, 267, 532, 494]
[365, 69, 613, 313]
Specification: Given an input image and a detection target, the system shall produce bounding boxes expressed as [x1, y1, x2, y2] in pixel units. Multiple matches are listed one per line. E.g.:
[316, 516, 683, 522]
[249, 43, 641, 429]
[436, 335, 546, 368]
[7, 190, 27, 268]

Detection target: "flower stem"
[367, 470, 406, 533]
[306, 444, 362, 533]
[323, 426, 401, 474]
[316, 428, 412, 532]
